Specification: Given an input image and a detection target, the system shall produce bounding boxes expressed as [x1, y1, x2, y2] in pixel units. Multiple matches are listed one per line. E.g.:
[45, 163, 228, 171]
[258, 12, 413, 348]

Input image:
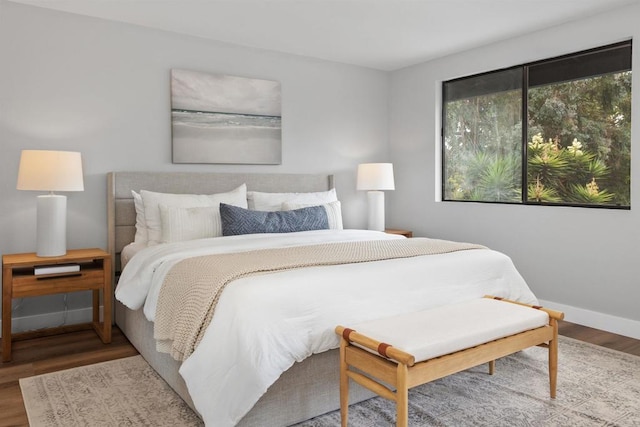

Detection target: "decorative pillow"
[220, 203, 329, 236]
[131, 190, 148, 244]
[247, 188, 338, 211]
[141, 184, 247, 245]
[282, 200, 343, 230]
[159, 205, 220, 243]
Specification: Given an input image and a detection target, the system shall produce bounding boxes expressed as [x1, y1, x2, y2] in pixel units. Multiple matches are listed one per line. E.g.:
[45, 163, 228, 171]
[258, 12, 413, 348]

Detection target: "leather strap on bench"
[342, 328, 355, 341]
[341, 327, 393, 359]
[377, 342, 392, 358]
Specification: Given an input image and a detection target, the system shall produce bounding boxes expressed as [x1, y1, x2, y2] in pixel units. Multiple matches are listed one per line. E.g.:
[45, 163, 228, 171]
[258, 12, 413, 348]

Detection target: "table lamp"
[17, 150, 84, 257]
[357, 163, 395, 231]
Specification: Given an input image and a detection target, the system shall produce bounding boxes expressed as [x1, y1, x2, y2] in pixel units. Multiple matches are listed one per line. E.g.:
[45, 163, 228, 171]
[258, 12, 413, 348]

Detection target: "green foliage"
[444, 71, 631, 207]
[472, 155, 521, 202]
[527, 176, 561, 203]
[569, 179, 614, 204]
[526, 133, 612, 204]
[443, 89, 522, 203]
[527, 72, 631, 206]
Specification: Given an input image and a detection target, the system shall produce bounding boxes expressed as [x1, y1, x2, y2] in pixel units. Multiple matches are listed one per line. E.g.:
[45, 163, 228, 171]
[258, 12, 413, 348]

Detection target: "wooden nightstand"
[2, 248, 112, 362]
[385, 229, 413, 238]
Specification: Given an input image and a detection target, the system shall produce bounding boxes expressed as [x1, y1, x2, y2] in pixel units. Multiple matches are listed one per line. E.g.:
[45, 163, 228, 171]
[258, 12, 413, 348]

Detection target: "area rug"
[20, 336, 640, 426]
[20, 355, 203, 426]
[297, 336, 640, 426]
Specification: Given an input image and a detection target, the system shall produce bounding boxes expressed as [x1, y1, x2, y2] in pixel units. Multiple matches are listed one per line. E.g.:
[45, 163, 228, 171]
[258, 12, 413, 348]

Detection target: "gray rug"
[298, 336, 640, 426]
[20, 355, 203, 427]
[20, 337, 640, 426]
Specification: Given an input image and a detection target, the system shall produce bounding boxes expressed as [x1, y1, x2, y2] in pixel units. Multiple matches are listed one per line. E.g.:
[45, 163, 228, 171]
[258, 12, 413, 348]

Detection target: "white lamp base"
[366, 190, 385, 231]
[36, 194, 67, 257]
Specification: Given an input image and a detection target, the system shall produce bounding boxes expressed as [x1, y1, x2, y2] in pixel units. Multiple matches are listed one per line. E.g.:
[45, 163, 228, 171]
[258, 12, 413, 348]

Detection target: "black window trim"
[441, 40, 632, 210]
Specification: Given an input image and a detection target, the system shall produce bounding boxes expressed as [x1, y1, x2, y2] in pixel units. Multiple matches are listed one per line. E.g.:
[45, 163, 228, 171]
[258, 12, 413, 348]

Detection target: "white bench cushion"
[352, 298, 549, 363]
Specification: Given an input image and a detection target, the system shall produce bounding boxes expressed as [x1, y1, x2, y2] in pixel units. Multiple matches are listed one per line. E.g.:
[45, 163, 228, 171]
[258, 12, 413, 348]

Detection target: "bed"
[108, 171, 537, 426]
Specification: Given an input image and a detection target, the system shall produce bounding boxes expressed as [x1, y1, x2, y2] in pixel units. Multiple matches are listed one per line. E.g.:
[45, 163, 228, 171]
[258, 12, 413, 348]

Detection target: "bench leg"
[488, 360, 495, 375]
[339, 338, 349, 427]
[549, 318, 558, 398]
[396, 363, 409, 427]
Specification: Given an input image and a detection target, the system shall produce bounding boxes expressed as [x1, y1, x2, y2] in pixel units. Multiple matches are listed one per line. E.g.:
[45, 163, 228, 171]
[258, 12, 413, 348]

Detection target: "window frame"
[441, 40, 632, 210]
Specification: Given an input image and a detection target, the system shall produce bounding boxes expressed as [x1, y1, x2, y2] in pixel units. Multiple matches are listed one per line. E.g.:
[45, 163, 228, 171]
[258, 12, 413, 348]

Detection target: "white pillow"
[247, 188, 338, 211]
[160, 205, 220, 243]
[141, 184, 247, 245]
[282, 200, 343, 230]
[131, 190, 148, 244]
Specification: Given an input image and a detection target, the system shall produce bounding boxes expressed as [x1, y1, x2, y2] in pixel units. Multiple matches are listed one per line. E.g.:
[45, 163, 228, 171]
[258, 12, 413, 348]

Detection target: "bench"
[335, 296, 564, 427]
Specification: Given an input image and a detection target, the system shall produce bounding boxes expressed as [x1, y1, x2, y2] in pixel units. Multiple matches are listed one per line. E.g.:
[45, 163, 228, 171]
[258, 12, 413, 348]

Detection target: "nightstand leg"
[102, 256, 112, 343]
[2, 266, 13, 362]
[92, 257, 112, 344]
[92, 289, 99, 324]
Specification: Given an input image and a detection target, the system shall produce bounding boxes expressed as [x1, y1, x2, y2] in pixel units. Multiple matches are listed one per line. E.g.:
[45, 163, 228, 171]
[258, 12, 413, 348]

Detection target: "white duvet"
[116, 229, 537, 426]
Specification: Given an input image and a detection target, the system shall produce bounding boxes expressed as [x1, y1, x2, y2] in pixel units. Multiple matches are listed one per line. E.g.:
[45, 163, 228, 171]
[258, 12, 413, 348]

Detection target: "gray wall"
[2, 0, 639, 337]
[389, 3, 640, 330]
[0, 1, 388, 325]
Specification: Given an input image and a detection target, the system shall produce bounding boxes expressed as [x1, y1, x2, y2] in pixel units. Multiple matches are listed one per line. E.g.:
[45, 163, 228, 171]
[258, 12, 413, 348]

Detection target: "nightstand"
[385, 229, 413, 238]
[2, 248, 112, 362]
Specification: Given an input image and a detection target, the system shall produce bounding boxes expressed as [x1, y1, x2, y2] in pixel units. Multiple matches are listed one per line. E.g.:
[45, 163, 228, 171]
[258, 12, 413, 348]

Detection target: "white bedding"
[115, 229, 537, 426]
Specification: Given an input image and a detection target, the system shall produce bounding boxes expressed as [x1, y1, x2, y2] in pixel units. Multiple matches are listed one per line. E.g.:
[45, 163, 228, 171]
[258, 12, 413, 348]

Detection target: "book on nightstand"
[34, 264, 80, 275]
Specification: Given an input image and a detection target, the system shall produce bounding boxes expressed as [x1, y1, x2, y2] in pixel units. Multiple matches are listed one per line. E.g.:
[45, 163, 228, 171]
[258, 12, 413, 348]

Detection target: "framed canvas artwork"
[171, 69, 282, 164]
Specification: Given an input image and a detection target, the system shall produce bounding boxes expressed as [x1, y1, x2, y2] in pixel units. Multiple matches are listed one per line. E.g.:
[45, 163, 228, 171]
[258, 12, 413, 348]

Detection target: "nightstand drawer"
[11, 269, 105, 297]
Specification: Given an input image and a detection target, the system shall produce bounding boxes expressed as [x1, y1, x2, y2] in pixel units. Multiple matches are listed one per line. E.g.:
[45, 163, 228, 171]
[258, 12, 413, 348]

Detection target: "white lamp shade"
[17, 150, 84, 192]
[356, 163, 395, 191]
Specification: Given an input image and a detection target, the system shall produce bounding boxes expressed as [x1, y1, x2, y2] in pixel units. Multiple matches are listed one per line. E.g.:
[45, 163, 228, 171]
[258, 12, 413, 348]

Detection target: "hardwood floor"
[0, 322, 638, 426]
[558, 321, 640, 357]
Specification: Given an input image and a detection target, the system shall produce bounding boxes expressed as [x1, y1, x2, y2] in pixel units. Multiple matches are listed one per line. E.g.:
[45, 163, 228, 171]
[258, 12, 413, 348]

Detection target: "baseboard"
[539, 299, 640, 340]
[0, 306, 97, 338]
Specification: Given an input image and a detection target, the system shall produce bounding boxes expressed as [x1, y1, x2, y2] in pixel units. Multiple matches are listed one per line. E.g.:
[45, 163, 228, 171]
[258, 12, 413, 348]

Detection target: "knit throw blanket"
[154, 238, 486, 361]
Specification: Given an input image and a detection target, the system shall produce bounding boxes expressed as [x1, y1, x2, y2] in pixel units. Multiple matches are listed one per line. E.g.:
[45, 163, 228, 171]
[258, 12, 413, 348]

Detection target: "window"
[442, 41, 632, 208]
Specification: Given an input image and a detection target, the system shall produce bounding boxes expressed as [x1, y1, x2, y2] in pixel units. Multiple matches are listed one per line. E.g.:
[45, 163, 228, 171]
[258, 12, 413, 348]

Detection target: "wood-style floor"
[0, 322, 638, 427]
[558, 321, 640, 357]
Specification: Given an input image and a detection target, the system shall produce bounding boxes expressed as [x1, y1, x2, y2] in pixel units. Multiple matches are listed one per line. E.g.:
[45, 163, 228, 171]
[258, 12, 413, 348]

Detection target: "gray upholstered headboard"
[107, 171, 334, 277]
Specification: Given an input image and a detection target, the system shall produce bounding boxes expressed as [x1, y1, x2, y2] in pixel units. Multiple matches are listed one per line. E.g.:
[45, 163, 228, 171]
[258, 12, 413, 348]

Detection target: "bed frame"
[107, 171, 374, 426]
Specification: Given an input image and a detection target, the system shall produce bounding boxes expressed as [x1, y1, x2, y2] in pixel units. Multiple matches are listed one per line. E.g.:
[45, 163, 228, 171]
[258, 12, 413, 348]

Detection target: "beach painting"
[171, 69, 281, 164]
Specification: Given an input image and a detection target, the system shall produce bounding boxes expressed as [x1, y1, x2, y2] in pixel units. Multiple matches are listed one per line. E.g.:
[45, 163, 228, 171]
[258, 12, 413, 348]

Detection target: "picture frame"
[171, 69, 282, 164]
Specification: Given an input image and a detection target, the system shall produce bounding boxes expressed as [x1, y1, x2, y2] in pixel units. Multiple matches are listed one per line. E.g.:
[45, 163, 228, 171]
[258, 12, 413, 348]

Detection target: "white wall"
[0, 1, 389, 325]
[2, 0, 638, 338]
[389, 3, 640, 335]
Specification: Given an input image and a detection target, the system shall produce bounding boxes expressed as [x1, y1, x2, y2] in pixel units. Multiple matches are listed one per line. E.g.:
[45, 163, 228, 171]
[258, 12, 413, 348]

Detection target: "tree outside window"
[443, 42, 631, 208]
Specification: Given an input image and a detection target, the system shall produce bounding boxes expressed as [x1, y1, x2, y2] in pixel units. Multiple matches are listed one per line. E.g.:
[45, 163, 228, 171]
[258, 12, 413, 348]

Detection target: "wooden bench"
[335, 296, 564, 427]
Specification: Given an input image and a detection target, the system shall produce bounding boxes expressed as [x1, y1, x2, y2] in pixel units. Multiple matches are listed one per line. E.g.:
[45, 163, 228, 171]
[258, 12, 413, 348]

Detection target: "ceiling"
[9, 0, 640, 71]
